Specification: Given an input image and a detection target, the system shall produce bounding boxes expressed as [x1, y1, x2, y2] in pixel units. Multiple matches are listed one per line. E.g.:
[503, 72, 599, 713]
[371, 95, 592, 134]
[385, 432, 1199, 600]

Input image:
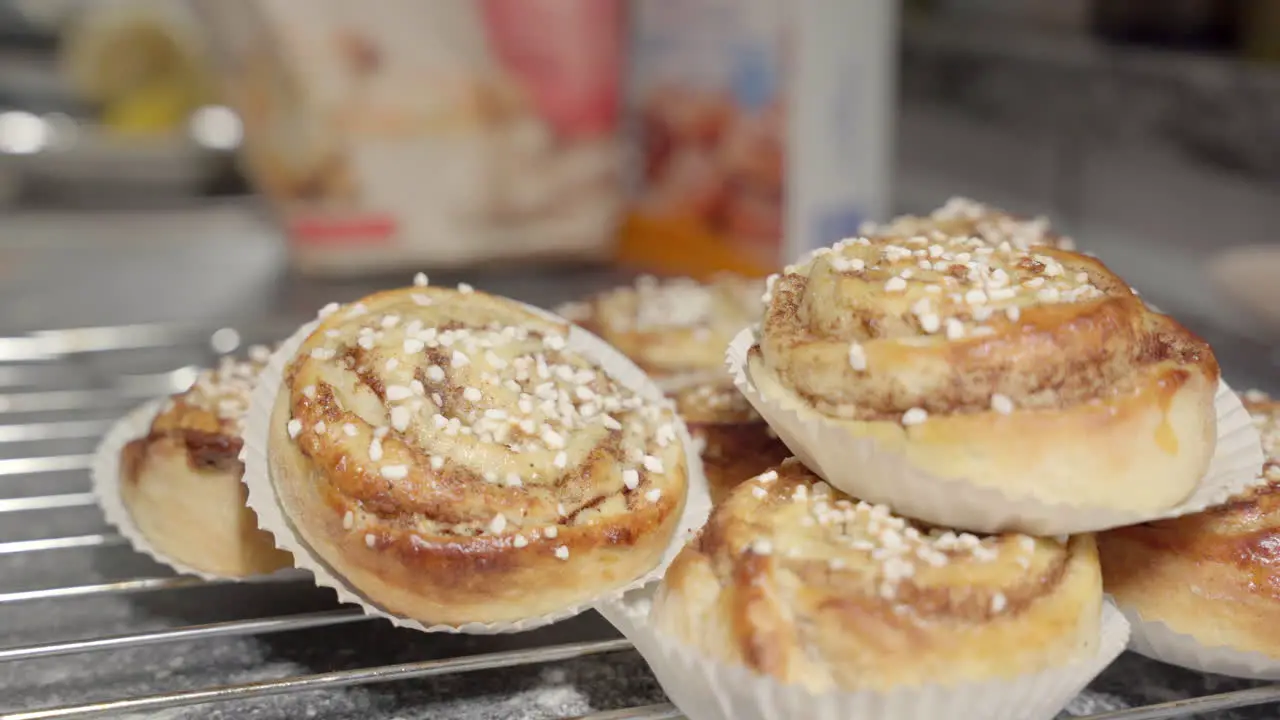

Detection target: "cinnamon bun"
[557, 274, 762, 389]
[268, 284, 690, 625]
[751, 206, 1219, 514]
[861, 197, 1077, 251]
[671, 381, 788, 504]
[651, 460, 1104, 692]
[121, 349, 292, 577]
[1098, 390, 1280, 657]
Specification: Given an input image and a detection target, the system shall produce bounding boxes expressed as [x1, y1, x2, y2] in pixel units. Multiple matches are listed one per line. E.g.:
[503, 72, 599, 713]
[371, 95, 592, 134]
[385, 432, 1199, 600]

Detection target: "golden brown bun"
[756, 201, 1219, 513]
[651, 460, 1104, 692]
[269, 284, 689, 625]
[671, 381, 789, 504]
[557, 276, 778, 500]
[861, 197, 1077, 251]
[1098, 391, 1280, 656]
[557, 274, 762, 387]
[121, 353, 291, 577]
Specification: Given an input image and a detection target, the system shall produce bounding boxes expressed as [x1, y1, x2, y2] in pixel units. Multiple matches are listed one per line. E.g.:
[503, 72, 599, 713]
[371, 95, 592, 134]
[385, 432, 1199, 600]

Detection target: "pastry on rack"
[557, 274, 762, 389]
[1098, 390, 1280, 657]
[670, 381, 788, 504]
[121, 349, 292, 577]
[862, 197, 1077, 251]
[651, 460, 1104, 692]
[751, 208, 1220, 513]
[268, 285, 690, 625]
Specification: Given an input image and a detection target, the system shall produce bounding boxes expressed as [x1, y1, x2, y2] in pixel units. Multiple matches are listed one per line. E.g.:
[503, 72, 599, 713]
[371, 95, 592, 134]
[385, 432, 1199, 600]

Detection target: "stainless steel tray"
[1, 319, 1279, 719]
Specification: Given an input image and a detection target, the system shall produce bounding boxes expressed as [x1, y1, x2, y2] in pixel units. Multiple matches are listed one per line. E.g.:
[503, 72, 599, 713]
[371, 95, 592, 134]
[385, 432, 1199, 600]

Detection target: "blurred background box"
[921, 0, 1090, 30]
[617, 0, 897, 278]
[1241, 0, 1280, 63]
[1091, 0, 1239, 51]
[0, 0, 238, 207]
[192, 0, 626, 276]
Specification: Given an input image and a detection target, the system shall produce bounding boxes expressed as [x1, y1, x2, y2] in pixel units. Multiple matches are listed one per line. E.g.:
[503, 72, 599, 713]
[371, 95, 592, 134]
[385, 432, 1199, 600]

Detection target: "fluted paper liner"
[242, 302, 713, 635]
[91, 399, 294, 582]
[598, 587, 1130, 720]
[728, 329, 1265, 535]
[1121, 605, 1280, 680]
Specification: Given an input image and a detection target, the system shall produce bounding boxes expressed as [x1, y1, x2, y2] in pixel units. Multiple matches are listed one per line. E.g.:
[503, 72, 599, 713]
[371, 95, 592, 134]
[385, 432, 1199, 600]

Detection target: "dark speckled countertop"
[1, 206, 1278, 719]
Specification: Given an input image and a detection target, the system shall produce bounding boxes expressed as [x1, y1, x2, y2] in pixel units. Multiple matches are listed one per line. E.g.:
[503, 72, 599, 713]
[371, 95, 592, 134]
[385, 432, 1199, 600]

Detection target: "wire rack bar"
[0, 534, 125, 555]
[0, 493, 96, 513]
[26, 324, 197, 355]
[27, 323, 215, 355]
[0, 609, 368, 663]
[27, 320, 300, 356]
[0, 455, 93, 476]
[1085, 684, 1280, 720]
[1, 323, 1277, 720]
[0, 638, 634, 720]
[574, 705, 683, 720]
[0, 577, 212, 604]
[0, 337, 57, 363]
[0, 571, 307, 605]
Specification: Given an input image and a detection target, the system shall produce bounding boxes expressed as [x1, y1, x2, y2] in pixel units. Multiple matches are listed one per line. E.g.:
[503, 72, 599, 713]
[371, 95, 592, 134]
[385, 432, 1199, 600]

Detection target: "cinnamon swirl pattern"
[116, 349, 291, 577]
[671, 381, 789, 504]
[750, 209, 1221, 516]
[266, 283, 690, 626]
[1098, 391, 1280, 664]
[557, 274, 762, 389]
[650, 460, 1105, 692]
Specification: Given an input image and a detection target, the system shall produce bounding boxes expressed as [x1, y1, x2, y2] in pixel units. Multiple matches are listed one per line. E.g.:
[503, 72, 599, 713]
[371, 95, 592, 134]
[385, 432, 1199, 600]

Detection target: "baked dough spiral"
[1098, 390, 1280, 656]
[861, 197, 1076, 252]
[753, 206, 1219, 512]
[651, 460, 1103, 692]
[558, 274, 762, 388]
[268, 284, 689, 625]
[121, 350, 292, 576]
[671, 381, 789, 504]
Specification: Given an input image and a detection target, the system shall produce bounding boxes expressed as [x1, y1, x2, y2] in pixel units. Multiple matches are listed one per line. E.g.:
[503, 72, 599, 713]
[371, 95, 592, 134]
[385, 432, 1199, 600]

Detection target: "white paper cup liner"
[242, 299, 713, 635]
[92, 399, 292, 582]
[1121, 605, 1280, 680]
[728, 329, 1265, 535]
[598, 587, 1130, 720]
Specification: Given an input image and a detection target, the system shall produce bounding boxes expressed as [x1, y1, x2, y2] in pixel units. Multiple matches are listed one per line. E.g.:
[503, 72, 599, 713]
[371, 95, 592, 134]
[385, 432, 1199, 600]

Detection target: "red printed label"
[289, 214, 398, 246]
[480, 0, 622, 139]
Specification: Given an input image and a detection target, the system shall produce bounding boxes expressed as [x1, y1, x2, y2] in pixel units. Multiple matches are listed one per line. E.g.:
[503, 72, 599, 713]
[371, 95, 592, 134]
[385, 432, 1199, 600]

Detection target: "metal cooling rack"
[1, 323, 1279, 720]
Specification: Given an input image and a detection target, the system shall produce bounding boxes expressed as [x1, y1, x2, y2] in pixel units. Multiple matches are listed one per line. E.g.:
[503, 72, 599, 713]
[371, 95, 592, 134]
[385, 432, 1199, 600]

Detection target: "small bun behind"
[119, 352, 291, 577]
[1098, 391, 1280, 658]
[672, 381, 789, 504]
[558, 274, 762, 385]
[121, 432, 290, 577]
